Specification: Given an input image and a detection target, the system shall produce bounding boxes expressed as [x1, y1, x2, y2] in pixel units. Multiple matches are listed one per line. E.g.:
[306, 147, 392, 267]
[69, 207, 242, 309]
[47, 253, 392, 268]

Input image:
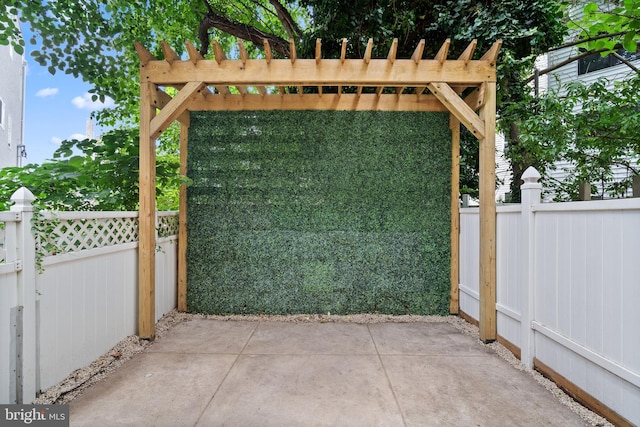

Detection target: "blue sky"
[21, 25, 113, 165]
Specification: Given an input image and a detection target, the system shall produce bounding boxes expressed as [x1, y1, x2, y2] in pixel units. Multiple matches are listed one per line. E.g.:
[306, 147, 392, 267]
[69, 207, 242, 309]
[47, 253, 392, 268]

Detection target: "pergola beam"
[150, 87, 190, 125]
[427, 82, 485, 138]
[140, 59, 496, 86]
[149, 81, 205, 139]
[187, 93, 449, 111]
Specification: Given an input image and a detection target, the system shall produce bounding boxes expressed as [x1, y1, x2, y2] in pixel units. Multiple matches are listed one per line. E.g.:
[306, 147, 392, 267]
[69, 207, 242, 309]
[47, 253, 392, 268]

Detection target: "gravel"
[34, 310, 612, 426]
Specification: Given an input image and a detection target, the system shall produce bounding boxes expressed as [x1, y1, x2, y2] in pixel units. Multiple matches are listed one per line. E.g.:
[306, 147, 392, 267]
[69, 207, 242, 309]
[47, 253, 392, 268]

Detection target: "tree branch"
[524, 48, 608, 84]
[611, 51, 640, 74]
[547, 31, 627, 52]
[268, 0, 302, 39]
[198, 11, 290, 57]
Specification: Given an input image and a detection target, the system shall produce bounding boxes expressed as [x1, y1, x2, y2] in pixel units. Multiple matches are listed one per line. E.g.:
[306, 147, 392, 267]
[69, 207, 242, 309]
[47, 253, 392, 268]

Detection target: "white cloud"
[36, 87, 59, 97]
[51, 133, 88, 145]
[71, 93, 114, 110]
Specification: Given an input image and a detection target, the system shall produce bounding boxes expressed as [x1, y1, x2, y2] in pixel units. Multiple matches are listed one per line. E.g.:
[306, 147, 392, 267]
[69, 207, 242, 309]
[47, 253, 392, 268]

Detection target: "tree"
[2, 1, 309, 124]
[1, 0, 570, 206]
[0, 127, 180, 211]
[433, 1, 567, 201]
[507, 74, 640, 200]
[0, 1, 308, 209]
[504, 0, 640, 200]
[570, 0, 640, 56]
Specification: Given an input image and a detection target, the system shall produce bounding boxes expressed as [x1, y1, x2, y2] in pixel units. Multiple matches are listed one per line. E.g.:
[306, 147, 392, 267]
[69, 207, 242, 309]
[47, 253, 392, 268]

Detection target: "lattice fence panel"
[157, 214, 179, 238]
[36, 217, 139, 256]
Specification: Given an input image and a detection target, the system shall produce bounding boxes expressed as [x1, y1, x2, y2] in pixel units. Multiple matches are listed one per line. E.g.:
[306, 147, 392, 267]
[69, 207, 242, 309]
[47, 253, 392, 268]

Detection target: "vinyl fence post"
[520, 168, 541, 369]
[10, 187, 37, 403]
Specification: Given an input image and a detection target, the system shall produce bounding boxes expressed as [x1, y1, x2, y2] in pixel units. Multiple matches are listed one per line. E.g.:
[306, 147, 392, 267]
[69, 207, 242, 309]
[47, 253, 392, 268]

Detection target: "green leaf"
[583, 2, 599, 14]
[623, 31, 637, 52]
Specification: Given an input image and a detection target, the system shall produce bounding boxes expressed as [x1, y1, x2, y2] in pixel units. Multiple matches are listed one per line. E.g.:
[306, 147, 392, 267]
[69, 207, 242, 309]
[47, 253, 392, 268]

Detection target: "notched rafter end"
[387, 38, 398, 64]
[435, 39, 450, 64]
[458, 39, 478, 65]
[161, 40, 180, 64]
[412, 39, 425, 64]
[364, 38, 373, 64]
[185, 40, 203, 64]
[134, 41, 157, 66]
[315, 38, 322, 64]
[290, 39, 297, 64]
[238, 40, 249, 65]
[264, 39, 273, 64]
[212, 40, 226, 65]
[340, 38, 348, 64]
[480, 39, 503, 66]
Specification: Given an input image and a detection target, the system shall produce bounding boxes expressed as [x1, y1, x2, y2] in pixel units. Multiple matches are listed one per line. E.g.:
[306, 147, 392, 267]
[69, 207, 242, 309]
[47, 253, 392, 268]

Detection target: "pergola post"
[139, 80, 157, 339]
[178, 120, 189, 312]
[450, 115, 460, 314]
[478, 81, 497, 342]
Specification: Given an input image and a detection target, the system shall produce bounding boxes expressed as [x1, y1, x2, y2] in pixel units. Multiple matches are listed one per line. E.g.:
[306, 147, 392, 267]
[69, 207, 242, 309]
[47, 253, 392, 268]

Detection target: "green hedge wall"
[186, 110, 451, 315]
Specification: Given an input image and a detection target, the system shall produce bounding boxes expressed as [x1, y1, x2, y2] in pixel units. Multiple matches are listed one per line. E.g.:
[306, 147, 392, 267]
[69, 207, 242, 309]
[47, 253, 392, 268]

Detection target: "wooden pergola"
[135, 37, 502, 342]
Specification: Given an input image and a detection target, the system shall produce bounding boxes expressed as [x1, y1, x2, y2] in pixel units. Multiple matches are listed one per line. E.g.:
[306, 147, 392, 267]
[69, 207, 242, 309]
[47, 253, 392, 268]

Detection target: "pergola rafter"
[136, 37, 502, 342]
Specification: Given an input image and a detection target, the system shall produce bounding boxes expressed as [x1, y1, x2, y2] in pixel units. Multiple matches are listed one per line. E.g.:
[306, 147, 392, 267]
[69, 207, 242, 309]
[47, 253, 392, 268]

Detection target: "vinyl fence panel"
[0, 188, 178, 404]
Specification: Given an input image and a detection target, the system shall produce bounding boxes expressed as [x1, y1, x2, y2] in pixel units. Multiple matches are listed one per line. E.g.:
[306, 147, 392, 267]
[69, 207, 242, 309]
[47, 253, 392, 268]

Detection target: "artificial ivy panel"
[186, 110, 451, 315]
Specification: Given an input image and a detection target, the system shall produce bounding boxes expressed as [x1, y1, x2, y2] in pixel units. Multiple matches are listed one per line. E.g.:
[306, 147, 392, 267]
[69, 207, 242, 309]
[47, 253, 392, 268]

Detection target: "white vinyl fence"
[0, 188, 178, 404]
[460, 167, 640, 425]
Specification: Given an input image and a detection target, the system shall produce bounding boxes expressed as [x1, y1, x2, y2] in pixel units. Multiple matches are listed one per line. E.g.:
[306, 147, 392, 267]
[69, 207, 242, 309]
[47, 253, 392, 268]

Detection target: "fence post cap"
[521, 167, 541, 183]
[10, 187, 36, 212]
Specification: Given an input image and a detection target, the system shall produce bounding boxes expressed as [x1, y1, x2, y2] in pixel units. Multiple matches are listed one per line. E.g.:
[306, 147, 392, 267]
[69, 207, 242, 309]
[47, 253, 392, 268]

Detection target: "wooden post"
[579, 182, 591, 201]
[178, 120, 189, 312]
[139, 80, 157, 339]
[450, 115, 460, 314]
[478, 81, 497, 343]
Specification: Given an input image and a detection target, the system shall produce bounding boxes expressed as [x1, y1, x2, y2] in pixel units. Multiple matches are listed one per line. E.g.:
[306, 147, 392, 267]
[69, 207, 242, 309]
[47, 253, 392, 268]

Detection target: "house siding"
[0, 15, 26, 169]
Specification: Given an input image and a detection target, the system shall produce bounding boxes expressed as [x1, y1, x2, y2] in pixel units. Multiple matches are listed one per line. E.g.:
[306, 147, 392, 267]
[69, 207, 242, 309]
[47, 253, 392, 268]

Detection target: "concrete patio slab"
[382, 355, 585, 426]
[69, 319, 590, 427]
[146, 318, 258, 354]
[244, 322, 376, 355]
[368, 322, 494, 355]
[69, 352, 237, 427]
[198, 354, 404, 426]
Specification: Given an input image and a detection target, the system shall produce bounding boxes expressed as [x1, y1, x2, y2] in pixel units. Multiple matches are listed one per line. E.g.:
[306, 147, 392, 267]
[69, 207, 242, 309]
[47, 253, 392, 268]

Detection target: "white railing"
[0, 188, 178, 404]
[460, 167, 640, 425]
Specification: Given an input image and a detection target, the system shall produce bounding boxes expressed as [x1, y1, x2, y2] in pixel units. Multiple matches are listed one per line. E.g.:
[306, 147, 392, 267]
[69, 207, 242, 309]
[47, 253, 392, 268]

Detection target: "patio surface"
[69, 319, 588, 426]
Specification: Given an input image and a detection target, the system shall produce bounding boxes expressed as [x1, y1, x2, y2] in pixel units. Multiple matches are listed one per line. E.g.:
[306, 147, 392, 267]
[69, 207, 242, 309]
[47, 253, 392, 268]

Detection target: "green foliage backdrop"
[186, 110, 451, 315]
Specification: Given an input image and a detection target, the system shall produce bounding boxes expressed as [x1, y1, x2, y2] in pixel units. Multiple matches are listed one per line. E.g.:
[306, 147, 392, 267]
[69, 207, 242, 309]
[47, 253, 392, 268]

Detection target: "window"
[578, 49, 640, 75]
